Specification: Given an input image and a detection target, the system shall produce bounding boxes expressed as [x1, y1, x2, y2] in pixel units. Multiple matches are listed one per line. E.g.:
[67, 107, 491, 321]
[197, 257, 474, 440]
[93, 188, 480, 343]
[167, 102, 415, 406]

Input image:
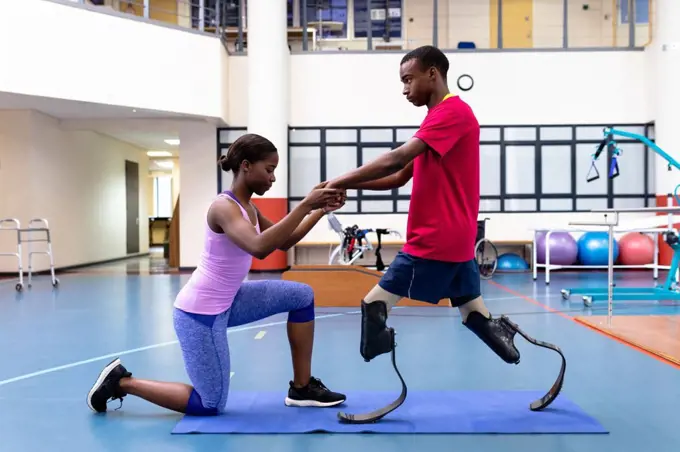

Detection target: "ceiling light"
[147, 150, 172, 157]
[164, 138, 180, 146]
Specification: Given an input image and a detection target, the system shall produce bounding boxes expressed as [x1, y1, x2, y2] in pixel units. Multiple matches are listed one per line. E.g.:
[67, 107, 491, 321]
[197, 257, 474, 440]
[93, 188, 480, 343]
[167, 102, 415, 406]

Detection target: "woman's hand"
[301, 187, 345, 211]
[323, 190, 346, 213]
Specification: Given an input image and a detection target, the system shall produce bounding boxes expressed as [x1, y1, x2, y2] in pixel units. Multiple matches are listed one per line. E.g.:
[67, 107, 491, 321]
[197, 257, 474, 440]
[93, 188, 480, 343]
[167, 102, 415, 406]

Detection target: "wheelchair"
[476, 218, 499, 279]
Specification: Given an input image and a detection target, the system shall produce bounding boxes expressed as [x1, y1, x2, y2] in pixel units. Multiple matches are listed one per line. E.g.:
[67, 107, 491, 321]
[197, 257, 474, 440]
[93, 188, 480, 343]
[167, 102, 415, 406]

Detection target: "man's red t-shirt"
[402, 94, 480, 263]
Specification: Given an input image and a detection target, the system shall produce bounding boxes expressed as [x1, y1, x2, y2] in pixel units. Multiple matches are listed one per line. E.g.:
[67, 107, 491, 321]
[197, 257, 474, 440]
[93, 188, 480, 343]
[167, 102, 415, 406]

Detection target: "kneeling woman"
[87, 133, 347, 415]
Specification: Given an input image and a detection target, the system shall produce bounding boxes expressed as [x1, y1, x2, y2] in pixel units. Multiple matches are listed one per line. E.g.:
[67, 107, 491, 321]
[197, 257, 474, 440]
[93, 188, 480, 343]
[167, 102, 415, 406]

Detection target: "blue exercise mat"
[172, 390, 608, 434]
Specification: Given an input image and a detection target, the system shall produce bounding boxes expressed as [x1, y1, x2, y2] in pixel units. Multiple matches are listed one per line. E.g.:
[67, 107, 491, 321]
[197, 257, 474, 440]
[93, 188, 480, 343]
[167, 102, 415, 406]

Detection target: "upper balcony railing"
[68, 0, 653, 54]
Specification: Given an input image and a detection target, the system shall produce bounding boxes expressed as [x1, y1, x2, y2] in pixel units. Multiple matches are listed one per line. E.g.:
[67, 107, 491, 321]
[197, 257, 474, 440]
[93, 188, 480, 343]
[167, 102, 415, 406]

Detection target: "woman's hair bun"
[218, 154, 232, 172]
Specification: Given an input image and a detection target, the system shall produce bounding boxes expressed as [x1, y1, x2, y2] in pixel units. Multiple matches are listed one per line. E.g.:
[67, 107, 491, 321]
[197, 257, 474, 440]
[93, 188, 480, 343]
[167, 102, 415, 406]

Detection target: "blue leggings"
[173, 280, 315, 416]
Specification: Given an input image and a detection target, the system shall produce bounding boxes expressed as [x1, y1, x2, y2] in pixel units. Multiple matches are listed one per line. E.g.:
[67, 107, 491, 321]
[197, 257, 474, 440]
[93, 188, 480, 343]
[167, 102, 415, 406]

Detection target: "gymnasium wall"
[0, 110, 149, 273]
[0, 0, 227, 120]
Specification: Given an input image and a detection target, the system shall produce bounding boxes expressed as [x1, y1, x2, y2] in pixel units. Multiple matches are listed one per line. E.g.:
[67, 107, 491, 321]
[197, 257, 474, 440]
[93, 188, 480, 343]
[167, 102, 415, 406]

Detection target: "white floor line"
[254, 331, 266, 340]
[0, 311, 358, 388]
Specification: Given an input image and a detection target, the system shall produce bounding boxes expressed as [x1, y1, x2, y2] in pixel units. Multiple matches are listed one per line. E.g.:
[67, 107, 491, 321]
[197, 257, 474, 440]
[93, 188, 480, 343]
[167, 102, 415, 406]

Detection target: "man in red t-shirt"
[327, 47, 564, 413]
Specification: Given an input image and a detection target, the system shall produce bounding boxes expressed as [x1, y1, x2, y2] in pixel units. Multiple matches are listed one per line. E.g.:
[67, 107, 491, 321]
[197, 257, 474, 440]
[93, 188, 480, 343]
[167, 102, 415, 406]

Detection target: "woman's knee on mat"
[185, 388, 224, 416]
[287, 282, 315, 323]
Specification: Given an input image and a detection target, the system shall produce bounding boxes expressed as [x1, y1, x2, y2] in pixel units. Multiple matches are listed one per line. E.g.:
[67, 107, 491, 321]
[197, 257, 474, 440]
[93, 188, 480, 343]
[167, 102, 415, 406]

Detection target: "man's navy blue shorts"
[378, 251, 481, 307]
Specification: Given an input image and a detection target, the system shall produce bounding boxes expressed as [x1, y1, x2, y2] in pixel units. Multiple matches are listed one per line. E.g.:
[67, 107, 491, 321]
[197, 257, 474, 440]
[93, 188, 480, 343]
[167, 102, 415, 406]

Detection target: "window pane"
[354, 0, 402, 39]
[290, 129, 320, 143]
[302, 0, 348, 38]
[154, 176, 173, 217]
[540, 127, 572, 140]
[361, 200, 393, 213]
[219, 129, 245, 144]
[290, 146, 321, 197]
[576, 198, 607, 211]
[326, 129, 357, 143]
[613, 143, 645, 194]
[362, 147, 391, 196]
[505, 127, 536, 141]
[480, 199, 501, 212]
[397, 200, 410, 212]
[505, 146, 535, 194]
[481, 145, 500, 196]
[614, 197, 646, 208]
[541, 145, 571, 194]
[326, 146, 358, 197]
[480, 128, 500, 142]
[505, 199, 537, 211]
[540, 198, 572, 211]
[360, 128, 392, 142]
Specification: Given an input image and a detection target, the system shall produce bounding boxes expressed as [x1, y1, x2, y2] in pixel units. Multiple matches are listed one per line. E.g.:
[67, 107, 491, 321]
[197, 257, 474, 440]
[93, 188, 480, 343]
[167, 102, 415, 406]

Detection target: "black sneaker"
[87, 358, 132, 413]
[284, 377, 346, 407]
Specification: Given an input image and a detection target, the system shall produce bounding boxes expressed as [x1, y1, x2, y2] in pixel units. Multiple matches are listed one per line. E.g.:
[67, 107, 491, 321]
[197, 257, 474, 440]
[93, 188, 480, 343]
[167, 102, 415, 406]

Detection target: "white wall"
[0, 0, 227, 120]
[0, 110, 149, 273]
[227, 51, 649, 127]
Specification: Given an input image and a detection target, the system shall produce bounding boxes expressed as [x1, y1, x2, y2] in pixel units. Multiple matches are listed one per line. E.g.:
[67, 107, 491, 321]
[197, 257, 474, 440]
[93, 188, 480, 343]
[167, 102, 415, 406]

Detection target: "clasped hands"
[300, 179, 347, 214]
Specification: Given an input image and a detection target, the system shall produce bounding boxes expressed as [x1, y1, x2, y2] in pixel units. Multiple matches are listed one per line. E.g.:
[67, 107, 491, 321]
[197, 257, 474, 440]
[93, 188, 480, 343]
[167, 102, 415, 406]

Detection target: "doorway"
[490, 0, 533, 49]
[125, 160, 140, 254]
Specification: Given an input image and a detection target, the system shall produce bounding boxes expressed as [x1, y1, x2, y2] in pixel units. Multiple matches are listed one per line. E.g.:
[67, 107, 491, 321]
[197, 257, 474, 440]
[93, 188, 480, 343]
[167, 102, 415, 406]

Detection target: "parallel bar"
[590, 207, 680, 214]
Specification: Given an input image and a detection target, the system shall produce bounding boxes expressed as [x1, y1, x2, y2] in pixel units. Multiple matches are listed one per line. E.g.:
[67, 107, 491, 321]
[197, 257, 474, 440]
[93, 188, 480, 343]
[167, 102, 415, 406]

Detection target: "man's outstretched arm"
[327, 138, 428, 189]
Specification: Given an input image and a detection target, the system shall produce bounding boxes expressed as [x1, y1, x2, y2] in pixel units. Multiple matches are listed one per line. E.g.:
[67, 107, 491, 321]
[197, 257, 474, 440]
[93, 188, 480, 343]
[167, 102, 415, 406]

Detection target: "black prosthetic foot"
[338, 301, 406, 424]
[360, 300, 395, 362]
[464, 311, 521, 364]
[464, 311, 566, 411]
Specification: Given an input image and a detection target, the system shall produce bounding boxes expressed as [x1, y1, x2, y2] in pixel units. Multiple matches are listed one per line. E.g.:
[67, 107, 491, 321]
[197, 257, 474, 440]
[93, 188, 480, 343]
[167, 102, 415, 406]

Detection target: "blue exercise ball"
[497, 253, 529, 271]
[577, 231, 619, 266]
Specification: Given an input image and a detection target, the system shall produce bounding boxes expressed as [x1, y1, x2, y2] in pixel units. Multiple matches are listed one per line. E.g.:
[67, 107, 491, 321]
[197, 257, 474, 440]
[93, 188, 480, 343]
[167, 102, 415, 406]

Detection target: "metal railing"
[68, 0, 653, 53]
[230, 0, 654, 54]
[69, 0, 221, 35]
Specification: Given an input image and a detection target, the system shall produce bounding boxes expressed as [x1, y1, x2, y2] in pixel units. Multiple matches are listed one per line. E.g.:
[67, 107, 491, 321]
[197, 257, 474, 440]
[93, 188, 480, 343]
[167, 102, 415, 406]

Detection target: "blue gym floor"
[1, 263, 680, 452]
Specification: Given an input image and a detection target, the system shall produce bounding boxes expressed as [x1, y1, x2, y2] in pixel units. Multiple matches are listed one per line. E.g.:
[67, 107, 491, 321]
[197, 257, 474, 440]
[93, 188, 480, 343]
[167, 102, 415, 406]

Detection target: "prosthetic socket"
[360, 300, 395, 362]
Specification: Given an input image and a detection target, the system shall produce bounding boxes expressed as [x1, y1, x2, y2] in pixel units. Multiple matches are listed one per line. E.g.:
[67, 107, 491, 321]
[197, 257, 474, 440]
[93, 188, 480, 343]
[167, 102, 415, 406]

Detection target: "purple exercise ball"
[536, 232, 578, 265]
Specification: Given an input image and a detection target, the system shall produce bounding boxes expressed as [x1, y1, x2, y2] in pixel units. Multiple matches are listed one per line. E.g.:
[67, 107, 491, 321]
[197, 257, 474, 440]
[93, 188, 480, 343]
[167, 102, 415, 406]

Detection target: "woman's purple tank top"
[173, 191, 260, 315]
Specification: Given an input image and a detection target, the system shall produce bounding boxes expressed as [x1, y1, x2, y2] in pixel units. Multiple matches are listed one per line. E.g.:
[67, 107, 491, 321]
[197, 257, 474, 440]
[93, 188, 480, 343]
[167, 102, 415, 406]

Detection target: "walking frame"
[0, 218, 59, 292]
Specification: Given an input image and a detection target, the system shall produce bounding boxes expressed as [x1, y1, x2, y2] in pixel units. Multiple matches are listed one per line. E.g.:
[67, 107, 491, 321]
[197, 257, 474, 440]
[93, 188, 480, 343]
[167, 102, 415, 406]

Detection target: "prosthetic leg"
[337, 300, 407, 424]
[464, 311, 566, 411]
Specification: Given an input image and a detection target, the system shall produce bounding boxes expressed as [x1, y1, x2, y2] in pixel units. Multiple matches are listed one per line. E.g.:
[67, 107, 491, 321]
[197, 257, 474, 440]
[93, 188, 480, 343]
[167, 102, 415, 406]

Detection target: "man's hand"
[315, 180, 345, 212]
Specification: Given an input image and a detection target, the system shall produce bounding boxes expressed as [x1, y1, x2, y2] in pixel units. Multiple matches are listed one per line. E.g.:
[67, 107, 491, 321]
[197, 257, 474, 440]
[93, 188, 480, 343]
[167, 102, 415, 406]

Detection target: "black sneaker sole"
[87, 358, 121, 413]
[284, 397, 345, 408]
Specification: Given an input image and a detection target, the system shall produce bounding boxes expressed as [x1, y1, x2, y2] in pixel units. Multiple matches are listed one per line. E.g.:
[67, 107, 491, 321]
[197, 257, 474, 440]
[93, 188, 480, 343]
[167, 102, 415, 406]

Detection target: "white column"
[247, 0, 289, 200]
[650, 0, 680, 198]
[246, 1, 290, 270]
